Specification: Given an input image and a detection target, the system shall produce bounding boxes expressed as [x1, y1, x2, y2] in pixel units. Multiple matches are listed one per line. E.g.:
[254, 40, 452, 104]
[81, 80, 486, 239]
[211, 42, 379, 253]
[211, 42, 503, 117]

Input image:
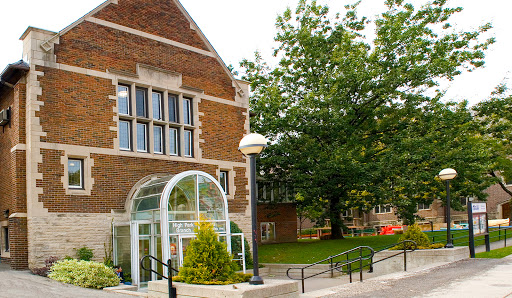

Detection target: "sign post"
[468, 202, 489, 258]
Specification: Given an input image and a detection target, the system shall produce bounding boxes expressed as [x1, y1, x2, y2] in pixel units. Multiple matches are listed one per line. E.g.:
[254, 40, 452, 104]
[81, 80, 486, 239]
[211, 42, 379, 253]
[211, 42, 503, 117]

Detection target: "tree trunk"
[329, 196, 344, 239]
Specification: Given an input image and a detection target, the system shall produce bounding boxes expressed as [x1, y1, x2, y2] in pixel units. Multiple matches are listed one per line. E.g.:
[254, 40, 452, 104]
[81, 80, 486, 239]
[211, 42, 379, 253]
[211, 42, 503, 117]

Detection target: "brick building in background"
[0, 0, 254, 280]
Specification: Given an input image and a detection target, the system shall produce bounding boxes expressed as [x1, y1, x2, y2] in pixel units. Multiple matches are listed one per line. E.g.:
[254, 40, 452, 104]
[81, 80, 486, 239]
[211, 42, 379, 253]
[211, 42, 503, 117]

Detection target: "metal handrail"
[286, 246, 375, 293]
[140, 255, 179, 298]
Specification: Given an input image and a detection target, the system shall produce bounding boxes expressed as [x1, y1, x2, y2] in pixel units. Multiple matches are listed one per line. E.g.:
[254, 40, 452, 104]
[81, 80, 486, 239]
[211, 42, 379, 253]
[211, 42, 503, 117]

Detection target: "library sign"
[468, 202, 490, 257]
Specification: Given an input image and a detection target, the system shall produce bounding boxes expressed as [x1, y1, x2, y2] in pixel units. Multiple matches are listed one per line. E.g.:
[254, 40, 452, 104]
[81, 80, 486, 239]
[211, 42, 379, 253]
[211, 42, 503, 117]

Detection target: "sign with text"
[471, 202, 487, 214]
[170, 222, 195, 234]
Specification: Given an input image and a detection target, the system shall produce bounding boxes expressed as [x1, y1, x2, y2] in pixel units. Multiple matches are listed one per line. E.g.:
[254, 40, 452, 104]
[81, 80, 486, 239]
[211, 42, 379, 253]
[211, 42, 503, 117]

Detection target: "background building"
[0, 0, 253, 281]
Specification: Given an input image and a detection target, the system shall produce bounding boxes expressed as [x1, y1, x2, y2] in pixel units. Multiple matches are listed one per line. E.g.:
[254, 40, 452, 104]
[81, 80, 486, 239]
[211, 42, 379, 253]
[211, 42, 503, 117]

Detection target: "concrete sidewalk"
[301, 255, 512, 297]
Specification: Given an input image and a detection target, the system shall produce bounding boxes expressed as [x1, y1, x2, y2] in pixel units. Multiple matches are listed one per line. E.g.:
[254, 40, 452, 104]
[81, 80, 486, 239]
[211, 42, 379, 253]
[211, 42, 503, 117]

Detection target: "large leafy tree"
[242, 0, 496, 238]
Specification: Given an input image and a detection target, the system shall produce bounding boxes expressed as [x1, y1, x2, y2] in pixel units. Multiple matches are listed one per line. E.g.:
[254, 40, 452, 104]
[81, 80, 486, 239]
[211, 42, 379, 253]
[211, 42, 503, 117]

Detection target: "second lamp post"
[438, 168, 457, 248]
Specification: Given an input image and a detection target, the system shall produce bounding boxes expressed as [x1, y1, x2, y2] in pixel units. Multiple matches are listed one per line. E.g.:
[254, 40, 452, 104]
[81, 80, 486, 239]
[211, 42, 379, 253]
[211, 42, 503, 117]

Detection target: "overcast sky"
[1, 0, 511, 104]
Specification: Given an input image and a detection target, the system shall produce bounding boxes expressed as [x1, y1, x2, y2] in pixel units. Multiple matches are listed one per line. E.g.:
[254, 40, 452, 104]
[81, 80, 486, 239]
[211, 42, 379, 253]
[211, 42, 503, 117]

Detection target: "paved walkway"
[302, 255, 512, 297]
[0, 262, 133, 298]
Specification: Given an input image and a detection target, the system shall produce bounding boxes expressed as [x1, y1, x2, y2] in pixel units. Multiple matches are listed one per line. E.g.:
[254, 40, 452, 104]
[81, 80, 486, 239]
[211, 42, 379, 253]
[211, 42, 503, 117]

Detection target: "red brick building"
[0, 0, 253, 281]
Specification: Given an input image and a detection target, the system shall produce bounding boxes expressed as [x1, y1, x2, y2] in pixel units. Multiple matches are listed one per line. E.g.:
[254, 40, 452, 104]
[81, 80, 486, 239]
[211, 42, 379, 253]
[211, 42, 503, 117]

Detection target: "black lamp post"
[239, 133, 267, 285]
[438, 168, 457, 248]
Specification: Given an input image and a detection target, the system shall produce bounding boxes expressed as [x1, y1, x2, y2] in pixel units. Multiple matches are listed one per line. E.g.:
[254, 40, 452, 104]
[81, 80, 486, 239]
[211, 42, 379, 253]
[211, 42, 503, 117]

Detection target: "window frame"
[3, 227, 8, 252]
[119, 120, 132, 151]
[137, 122, 148, 152]
[184, 129, 193, 157]
[169, 127, 179, 156]
[168, 94, 178, 123]
[261, 222, 276, 241]
[375, 205, 392, 214]
[183, 97, 192, 125]
[117, 85, 131, 115]
[136, 88, 148, 118]
[153, 125, 164, 154]
[417, 202, 431, 211]
[152, 91, 163, 120]
[67, 159, 84, 189]
[219, 171, 229, 194]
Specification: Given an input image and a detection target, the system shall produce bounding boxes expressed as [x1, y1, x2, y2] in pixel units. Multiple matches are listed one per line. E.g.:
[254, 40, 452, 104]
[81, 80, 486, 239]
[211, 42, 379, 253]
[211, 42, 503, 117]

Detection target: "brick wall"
[257, 203, 297, 244]
[9, 217, 28, 269]
[36, 67, 116, 148]
[199, 100, 247, 162]
[55, 22, 235, 100]
[93, 0, 208, 51]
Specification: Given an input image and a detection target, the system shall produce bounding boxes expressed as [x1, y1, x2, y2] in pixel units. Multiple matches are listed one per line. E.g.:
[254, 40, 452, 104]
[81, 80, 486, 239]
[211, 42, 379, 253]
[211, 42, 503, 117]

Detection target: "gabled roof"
[29, 0, 245, 96]
[0, 60, 30, 96]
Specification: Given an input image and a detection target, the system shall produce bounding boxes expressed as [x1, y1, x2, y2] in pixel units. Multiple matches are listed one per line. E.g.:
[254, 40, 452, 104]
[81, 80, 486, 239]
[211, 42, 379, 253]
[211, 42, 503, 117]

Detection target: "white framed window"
[342, 209, 352, 218]
[3, 227, 8, 252]
[136, 88, 147, 118]
[68, 159, 83, 189]
[169, 127, 178, 155]
[460, 197, 469, 206]
[184, 129, 193, 157]
[261, 222, 276, 241]
[119, 120, 131, 150]
[375, 205, 392, 214]
[118, 85, 130, 115]
[137, 123, 148, 152]
[117, 84, 195, 157]
[169, 94, 178, 123]
[183, 98, 192, 125]
[154, 126, 163, 154]
[152, 92, 163, 120]
[418, 202, 431, 211]
[219, 171, 228, 194]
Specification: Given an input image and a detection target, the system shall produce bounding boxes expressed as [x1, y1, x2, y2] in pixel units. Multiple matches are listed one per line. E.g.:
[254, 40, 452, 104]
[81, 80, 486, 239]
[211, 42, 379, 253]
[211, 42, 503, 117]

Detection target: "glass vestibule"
[128, 171, 232, 286]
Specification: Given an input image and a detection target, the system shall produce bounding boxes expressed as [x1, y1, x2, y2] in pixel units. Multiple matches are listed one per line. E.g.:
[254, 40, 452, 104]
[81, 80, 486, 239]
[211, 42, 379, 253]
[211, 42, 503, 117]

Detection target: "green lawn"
[259, 235, 401, 264]
[476, 246, 512, 258]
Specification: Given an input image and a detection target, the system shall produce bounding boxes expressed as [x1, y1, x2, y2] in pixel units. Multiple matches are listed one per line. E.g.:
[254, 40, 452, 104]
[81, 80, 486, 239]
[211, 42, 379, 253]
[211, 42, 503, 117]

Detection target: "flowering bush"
[48, 259, 120, 289]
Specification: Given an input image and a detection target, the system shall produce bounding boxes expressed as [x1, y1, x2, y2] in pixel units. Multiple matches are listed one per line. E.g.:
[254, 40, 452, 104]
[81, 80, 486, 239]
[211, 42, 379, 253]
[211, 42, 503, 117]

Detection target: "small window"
[136, 88, 147, 118]
[261, 222, 276, 241]
[418, 202, 430, 210]
[169, 94, 178, 123]
[152, 92, 163, 120]
[169, 127, 178, 155]
[184, 129, 193, 157]
[119, 120, 131, 150]
[460, 197, 469, 206]
[154, 126, 163, 154]
[375, 205, 391, 214]
[3, 227, 8, 252]
[137, 123, 148, 152]
[183, 98, 192, 125]
[68, 159, 83, 189]
[219, 171, 228, 194]
[342, 209, 352, 217]
[118, 85, 130, 115]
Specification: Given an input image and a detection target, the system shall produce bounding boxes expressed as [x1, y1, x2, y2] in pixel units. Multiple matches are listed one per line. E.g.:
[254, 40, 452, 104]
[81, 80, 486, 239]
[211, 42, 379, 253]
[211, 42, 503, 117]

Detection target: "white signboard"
[471, 202, 487, 213]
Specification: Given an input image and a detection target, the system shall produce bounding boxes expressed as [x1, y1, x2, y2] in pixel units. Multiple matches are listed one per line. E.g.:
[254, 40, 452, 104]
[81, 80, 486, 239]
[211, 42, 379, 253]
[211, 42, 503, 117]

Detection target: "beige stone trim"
[38, 142, 247, 168]
[86, 17, 215, 58]
[10, 144, 26, 152]
[0, 221, 7, 227]
[215, 166, 236, 202]
[8, 213, 27, 218]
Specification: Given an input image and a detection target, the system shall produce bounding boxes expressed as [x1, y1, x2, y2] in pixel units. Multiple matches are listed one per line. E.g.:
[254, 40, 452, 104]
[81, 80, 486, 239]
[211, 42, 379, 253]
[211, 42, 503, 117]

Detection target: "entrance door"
[178, 235, 196, 267]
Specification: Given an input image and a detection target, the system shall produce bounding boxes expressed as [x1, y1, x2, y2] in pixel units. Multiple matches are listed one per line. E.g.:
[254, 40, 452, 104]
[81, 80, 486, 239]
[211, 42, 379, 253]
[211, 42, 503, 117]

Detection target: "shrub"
[48, 259, 120, 289]
[31, 256, 59, 277]
[230, 221, 253, 267]
[391, 224, 430, 249]
[175, 217, 251, 285]
[75, 246, 94, 261]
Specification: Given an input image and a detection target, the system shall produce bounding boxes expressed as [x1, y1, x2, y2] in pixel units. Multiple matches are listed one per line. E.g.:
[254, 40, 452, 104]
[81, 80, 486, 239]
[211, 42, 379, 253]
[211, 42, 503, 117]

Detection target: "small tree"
[396, 223, 430, 249]
[176, 218, 251, 285]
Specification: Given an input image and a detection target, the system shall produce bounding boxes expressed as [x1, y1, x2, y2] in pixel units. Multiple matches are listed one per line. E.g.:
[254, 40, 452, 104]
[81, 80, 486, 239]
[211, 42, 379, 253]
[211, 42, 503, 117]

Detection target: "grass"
[476, 246, 512, 258]
[259, 234, 401, 264]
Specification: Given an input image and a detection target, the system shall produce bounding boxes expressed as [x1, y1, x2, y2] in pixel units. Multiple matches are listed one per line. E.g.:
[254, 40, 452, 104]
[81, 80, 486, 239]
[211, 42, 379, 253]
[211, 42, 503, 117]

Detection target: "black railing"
[427, 225, 512, 248]
[140, 255, 179, 298]
[286, 246, 375, 293]
[286, 240, 417, 293]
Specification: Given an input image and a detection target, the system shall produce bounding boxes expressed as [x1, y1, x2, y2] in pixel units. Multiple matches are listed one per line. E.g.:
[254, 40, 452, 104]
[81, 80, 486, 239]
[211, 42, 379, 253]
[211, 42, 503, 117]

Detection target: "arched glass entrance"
[127, 171, 231, 285]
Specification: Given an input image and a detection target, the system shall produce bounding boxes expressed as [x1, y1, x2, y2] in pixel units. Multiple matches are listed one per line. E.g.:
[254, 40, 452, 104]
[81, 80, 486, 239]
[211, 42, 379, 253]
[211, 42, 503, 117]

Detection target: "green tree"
[242, 0, 494, 237]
